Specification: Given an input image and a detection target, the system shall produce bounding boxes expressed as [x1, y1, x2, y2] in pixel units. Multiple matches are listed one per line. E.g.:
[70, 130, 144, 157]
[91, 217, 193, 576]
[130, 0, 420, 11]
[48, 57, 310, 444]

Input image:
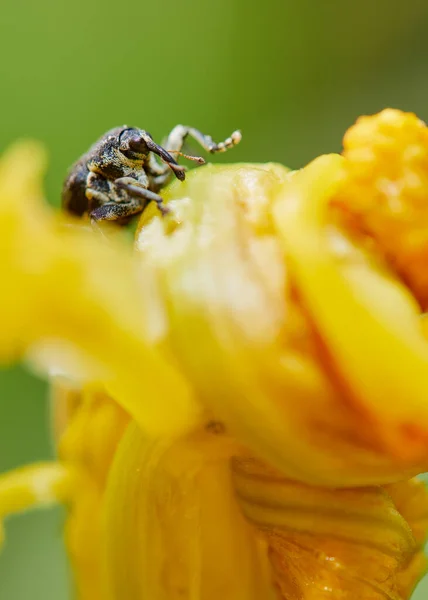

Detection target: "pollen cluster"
[335, 108, 428, 307]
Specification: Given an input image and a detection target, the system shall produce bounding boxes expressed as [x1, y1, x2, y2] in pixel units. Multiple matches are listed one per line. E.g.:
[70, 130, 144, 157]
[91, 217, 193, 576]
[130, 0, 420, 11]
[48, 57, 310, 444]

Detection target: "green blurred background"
[1, 0, 428, 597]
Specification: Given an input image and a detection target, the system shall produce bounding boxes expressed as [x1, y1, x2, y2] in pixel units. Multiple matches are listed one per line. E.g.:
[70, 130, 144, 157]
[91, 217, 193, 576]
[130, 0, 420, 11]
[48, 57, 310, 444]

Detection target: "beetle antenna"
[167, 150, 205, 164]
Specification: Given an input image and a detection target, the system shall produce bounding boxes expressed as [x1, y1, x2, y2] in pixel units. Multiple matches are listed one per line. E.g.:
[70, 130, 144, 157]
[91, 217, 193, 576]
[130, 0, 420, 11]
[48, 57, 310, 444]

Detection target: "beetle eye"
[128, 134, 148, 154]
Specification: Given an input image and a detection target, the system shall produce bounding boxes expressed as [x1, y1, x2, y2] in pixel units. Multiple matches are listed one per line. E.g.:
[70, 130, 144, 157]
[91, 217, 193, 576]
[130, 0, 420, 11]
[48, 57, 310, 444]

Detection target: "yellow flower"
[0, 109, 428, 599]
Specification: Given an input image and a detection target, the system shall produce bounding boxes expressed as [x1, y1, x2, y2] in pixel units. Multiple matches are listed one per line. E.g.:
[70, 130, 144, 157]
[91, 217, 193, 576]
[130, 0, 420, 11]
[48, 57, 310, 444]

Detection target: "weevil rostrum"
[62, 125, 241, 224]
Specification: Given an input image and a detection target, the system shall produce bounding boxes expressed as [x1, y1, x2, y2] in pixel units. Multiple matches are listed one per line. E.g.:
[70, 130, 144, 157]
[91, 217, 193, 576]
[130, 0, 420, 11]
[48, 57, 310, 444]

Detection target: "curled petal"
[136, 162, 428, 485]
[274, 155, 428, 468]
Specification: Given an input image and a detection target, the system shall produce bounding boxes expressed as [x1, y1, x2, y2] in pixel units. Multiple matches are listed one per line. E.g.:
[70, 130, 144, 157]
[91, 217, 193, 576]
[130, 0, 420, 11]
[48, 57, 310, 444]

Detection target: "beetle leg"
[146, 154, 174, 192]
[86, 171, 112, 205]
[90, 197, 143, 222]
[164, 125, 242, 154]
[150, 171, 173, 193]
[147, 152, 169, 176]
[86, 188, 111, 205]
[115, 179, 169, 217]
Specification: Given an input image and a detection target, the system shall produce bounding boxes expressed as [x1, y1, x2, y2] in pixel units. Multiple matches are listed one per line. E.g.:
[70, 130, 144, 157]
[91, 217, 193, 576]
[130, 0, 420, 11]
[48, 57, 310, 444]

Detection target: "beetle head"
[118, 127, 186, 181]
[119, 128, 150, 158]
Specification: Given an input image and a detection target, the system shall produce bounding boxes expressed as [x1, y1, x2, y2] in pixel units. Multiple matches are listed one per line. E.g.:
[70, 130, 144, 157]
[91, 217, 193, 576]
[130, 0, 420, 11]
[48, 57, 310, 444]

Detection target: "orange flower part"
[334, 108, 428, 309]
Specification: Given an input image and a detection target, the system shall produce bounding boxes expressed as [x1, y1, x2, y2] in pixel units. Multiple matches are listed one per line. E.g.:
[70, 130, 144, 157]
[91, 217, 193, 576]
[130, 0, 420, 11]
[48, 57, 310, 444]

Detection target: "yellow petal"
[274, 155, 428, 464]
[104, 420, 274, 600]
[0, 142, 198, 437]
[53, 385, 130, 600]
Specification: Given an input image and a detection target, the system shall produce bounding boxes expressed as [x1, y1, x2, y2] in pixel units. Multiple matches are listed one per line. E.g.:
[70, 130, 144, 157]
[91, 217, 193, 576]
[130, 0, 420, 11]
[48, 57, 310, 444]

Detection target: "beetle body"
[62, 125, 241, 224]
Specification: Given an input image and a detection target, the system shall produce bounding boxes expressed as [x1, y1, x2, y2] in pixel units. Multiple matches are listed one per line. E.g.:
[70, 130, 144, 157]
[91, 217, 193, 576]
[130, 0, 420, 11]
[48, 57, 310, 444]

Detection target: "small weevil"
[62, 125, 241, 224]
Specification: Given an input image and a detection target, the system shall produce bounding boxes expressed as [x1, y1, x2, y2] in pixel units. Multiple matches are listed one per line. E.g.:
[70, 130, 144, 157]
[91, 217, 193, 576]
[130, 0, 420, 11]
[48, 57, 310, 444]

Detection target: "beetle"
[62, 125, 241, 224]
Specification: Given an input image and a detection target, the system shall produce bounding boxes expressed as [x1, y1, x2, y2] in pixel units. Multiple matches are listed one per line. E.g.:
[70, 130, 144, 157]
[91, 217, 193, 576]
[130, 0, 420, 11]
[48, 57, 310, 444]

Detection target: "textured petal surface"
[233, 458, 426, 599]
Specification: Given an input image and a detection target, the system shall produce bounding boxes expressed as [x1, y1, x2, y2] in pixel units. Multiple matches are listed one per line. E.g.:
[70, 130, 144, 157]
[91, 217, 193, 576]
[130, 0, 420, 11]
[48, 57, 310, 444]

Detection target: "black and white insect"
[62, 125, 241, 224]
